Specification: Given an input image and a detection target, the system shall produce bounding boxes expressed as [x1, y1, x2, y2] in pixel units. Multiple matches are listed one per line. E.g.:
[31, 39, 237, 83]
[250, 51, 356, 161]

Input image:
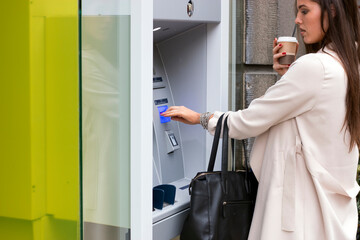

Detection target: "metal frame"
[130, 0, 153, 239]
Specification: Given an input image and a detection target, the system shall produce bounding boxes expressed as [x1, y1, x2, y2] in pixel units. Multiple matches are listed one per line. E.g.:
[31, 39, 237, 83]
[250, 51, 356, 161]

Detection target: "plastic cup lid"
[277, 36, 298, 43]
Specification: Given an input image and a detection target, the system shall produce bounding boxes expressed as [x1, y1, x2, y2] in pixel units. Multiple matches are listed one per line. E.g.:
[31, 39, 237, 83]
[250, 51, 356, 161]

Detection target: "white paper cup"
[277, 36, 298, 65]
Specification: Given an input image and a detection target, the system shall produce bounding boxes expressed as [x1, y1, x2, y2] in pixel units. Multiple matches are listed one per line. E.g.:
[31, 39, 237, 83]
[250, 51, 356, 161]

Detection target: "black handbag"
[180, 114, 258, 240]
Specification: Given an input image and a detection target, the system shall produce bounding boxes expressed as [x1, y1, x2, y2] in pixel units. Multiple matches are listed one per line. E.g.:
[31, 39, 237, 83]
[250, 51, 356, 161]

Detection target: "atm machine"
[152, 1, 228, 239]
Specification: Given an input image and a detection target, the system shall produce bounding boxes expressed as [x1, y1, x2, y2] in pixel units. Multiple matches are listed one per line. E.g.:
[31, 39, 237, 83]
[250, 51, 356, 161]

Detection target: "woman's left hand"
[161, 106, 201, 125]
[272, 38, 299, 76]
[273, 38, 291, 75]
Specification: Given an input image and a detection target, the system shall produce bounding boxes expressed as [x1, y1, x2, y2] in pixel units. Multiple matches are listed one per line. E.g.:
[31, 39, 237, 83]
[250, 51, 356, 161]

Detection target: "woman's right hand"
[161, 106, 201, 125]
[273, 38, 291, 76]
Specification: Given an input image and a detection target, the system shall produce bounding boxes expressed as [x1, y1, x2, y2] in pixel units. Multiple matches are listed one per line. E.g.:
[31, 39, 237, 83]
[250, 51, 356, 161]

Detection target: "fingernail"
[282, 52, 286, 55]
[279, 44, 282, 47]
[288, 64, 291, 67]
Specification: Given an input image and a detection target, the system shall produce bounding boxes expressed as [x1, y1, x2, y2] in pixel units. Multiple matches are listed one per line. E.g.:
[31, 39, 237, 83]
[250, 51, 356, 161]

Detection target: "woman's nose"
[295, 15, 301, 25]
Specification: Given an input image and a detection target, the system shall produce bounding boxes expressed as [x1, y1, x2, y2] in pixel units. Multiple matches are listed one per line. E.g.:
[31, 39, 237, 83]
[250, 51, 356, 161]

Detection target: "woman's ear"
[330, 3, 336, 17]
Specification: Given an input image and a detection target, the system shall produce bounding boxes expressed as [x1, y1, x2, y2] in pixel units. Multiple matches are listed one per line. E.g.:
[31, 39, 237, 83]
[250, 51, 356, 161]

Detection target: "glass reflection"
[82, 15, 130, 239]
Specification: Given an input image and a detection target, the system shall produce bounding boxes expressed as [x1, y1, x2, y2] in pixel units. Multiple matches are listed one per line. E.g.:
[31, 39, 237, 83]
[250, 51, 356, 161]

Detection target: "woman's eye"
[301, 10, 309, 14]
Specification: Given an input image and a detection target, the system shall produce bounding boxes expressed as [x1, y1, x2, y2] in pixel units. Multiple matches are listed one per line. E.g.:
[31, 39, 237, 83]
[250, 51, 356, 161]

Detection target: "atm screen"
[157, 105, 171, 123]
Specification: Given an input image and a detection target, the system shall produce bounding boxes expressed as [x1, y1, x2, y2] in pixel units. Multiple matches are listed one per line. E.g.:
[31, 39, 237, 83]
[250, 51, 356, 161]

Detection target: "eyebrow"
[298, 4, 307, 9]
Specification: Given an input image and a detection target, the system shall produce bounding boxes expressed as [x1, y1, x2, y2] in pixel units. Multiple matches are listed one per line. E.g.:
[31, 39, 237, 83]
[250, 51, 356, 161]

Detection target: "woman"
[162, 0, 360, 239]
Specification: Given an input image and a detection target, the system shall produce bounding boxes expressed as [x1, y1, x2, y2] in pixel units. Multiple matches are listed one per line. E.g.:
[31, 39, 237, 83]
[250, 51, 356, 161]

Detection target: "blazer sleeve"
[208, 54, 325, 139]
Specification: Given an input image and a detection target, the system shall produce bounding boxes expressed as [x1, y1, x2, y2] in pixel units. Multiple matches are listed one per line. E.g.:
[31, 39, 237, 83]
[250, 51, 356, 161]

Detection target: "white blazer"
[208, 47, 360, 240]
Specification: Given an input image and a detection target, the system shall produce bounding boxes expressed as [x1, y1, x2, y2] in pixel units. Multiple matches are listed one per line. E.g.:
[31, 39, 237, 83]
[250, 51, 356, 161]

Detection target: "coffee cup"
[277, 36, 298, 65]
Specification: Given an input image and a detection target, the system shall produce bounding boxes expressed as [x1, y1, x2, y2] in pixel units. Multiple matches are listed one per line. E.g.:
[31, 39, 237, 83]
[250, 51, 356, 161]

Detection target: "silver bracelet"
[200, 112, 213, 130]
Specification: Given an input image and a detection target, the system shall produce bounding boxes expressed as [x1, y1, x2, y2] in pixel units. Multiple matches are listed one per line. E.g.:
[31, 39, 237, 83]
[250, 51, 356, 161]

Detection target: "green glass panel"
[0, 0, 80, 239]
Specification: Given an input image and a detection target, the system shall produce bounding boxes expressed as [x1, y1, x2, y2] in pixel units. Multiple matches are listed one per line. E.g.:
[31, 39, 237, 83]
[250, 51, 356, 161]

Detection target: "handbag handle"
[207, 114, 225, 172]
[207, 114, 251, 194]
[222, 116, 251, 194]
[222, 117, 250, 173]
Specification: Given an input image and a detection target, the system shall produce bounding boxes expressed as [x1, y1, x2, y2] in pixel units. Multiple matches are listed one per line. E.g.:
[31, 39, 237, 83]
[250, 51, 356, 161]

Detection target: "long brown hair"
[304, 0, 360, 150]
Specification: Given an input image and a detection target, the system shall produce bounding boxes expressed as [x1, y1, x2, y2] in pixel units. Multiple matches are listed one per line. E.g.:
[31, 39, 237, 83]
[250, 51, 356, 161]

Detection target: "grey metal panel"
[153, 127, 161, 186]
[157, 25, 207, 179]
[245, 0, 278, 65]
[153, 48, 185, 183]
[153, 208, 189, 240]
[154, 0, 221, 22]
[153, 21, 202, 43]
[84, 222, 130, 240]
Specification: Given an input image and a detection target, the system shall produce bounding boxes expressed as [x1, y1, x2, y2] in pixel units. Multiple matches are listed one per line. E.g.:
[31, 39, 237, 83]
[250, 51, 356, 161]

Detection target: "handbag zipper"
[222, 200, 254, 218]
[223, 200, 253, 206]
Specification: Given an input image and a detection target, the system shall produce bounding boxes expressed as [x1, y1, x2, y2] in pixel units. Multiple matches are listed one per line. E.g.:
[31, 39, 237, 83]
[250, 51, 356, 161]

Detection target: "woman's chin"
[302, 36, 309, 44]
[303, 38, 314, 45]
[303, 35, 325, 45]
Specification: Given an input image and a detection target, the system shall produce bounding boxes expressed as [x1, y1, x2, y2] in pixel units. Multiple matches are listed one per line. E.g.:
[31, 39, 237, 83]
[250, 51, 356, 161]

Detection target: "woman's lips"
[300, 29, 305, 36]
